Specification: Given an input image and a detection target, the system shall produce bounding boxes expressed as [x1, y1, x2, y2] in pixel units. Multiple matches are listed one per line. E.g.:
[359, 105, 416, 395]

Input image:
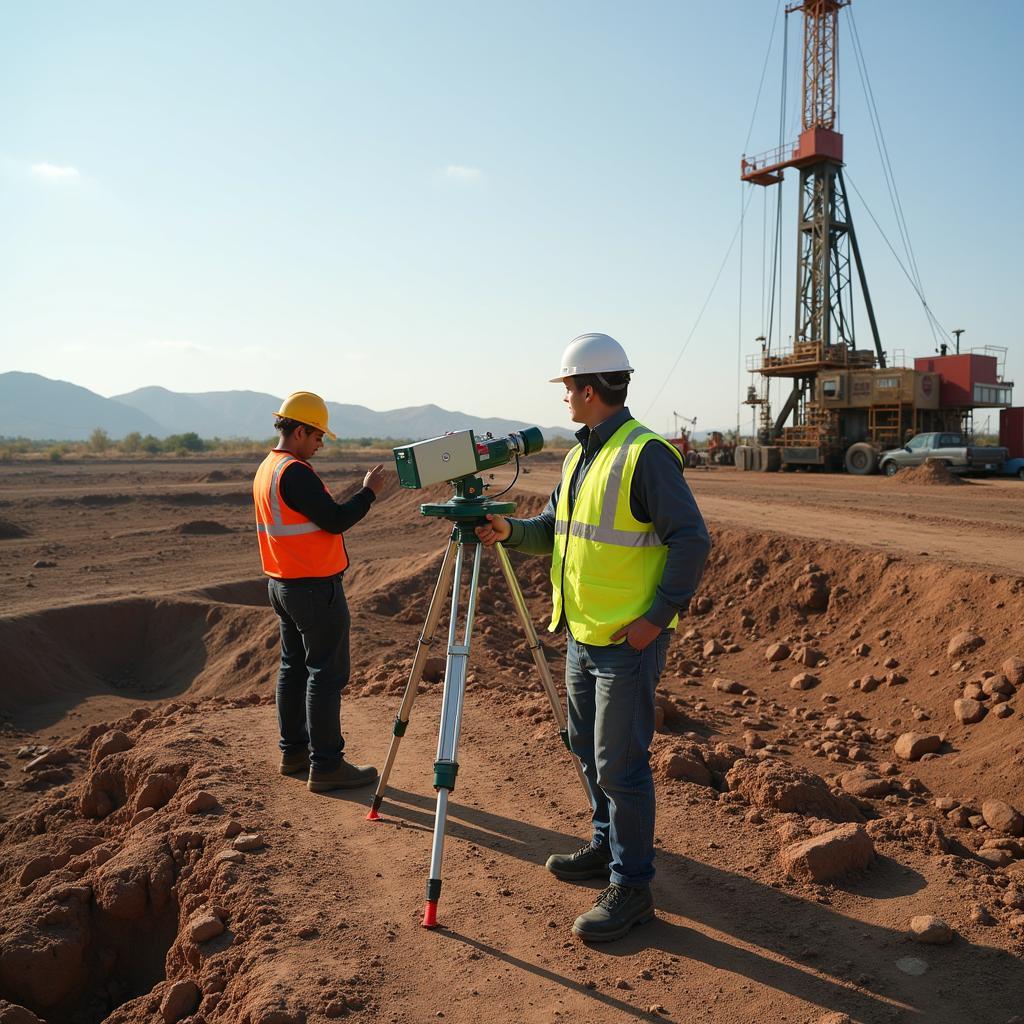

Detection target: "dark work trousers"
[267, 574, 350, 771]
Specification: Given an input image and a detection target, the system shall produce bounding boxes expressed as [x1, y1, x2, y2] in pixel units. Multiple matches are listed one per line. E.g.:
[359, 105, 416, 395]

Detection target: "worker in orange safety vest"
[253, 390, 385, 792]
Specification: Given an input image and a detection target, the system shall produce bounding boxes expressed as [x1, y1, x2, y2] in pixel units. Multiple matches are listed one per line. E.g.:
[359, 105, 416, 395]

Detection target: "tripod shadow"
[347, 785, 1024, 1023]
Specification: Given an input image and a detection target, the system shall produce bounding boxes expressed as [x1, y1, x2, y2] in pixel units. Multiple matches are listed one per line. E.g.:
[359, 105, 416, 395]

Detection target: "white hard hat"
[549, 333, 634, 383]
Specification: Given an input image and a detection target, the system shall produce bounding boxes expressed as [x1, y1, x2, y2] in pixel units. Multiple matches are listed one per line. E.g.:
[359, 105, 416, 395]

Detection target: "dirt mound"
[893, 460, 967, 486]
[173, 521, 232, 535]
[0, 518, 27, 540]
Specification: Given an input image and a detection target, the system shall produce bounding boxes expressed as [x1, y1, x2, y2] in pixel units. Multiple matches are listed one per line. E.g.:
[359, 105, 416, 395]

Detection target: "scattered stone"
[789, 672, 820, 691]
[224, 820, 243, 838]
[655, 747, 712, 787]
[953, 698, 986, 725]
[713, 678, 746, 694]
[189, 911, 225, 943]
[859, 674, 881, 693]
[214, 850, 244, 866]
[765, 642, 790, 663]
[894, 732, 941, 761]
[780, 823, 874, 882]
[883, 657, 899, 669]
[947, 632, 984, 659]
[982, 799, 1024, 836]
[984, 674, 1015, 697]
[233, 833, 266, 852]
[933, 797, 959, 812]
[135, 772, 180, 812]
[185, 791, 218, 814]
[91, 730, 133, 765]
[793, 646, 824, 668]
[1003, 657, 1024, 687]
[32, 559, 56, 569]
[839, 772, 891, 799]
[161, 981, 200, 1024]
[994, 704, 1014, 719]
[909, 915, 953, 944]
[703, 639, 724, 658]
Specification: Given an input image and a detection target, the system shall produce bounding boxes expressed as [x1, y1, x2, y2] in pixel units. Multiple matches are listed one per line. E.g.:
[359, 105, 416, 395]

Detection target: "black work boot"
[572, 883, 655, 942]
[279, 751, 310, 776]
[545, 843, 613, 882]
[307, 757, 378, 792]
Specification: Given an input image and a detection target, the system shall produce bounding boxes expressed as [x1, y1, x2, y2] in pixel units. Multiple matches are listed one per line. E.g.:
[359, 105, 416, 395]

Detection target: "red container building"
[913, 353, 1013, 408]
[1001, 408, 1024, 459]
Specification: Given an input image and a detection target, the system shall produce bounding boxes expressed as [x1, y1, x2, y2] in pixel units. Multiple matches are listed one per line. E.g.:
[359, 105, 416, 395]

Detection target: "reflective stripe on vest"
[549, 419, 683, 645]
[256, 455, 321, 536]
[253, 451, 348, 579]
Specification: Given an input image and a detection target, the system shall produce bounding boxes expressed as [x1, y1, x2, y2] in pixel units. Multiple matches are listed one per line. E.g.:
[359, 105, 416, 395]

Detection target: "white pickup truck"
[878, 432, 1009, 476]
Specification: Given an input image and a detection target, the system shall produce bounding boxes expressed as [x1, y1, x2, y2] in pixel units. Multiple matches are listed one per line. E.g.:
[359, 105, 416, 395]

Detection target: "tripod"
[366, 493, 588, 929]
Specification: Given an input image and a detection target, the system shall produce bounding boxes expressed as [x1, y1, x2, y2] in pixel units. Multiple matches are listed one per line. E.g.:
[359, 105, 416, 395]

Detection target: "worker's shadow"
[346, 785, 1024, 1024]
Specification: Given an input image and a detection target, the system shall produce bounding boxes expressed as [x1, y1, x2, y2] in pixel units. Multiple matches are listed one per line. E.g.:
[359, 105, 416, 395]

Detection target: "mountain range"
[0, 372, 575, 443]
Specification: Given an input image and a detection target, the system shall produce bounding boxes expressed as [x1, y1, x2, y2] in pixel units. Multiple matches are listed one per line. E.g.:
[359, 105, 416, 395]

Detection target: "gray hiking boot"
[307, 757, 378, 792]
[279, 751, 310, 776]
[572, 883, 655, 942]
[545, 843, 612, 882]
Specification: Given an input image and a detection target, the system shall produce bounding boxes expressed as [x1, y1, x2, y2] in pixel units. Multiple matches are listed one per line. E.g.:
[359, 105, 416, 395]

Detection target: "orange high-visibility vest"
[253, 451, 348, 579]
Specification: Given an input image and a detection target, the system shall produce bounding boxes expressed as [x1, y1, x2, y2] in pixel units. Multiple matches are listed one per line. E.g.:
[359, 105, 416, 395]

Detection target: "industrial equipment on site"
[738, 0, 1019, 474]
[370, 428, 588, 929]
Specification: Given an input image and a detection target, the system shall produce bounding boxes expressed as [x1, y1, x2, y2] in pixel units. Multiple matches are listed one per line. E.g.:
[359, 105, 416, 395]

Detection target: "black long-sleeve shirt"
[277, 456, 376, 534]
[504, 407, 711, 630]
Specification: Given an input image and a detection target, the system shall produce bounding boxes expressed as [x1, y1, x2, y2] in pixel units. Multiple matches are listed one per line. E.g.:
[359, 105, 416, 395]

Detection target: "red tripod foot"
[421, 900, 439, 928]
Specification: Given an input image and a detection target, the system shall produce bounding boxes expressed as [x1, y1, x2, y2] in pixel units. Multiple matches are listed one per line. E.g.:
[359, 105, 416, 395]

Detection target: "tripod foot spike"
[366, 795, 383, 821]
[421, 900, 439, 929]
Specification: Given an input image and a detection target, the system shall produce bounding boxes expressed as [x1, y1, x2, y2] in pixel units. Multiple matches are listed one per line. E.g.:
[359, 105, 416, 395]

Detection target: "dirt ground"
[1, 453, 1023, 1024]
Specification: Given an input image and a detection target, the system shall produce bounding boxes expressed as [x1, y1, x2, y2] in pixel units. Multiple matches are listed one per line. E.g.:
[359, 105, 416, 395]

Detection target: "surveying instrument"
[366, 427, 589, 928]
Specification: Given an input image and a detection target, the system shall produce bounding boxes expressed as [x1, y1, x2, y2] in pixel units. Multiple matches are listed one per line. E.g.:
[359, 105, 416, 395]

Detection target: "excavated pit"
[0, 594, 279, 731]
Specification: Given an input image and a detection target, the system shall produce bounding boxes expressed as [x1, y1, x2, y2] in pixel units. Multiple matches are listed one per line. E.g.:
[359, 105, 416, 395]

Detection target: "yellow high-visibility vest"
[549, 418, 684, 645]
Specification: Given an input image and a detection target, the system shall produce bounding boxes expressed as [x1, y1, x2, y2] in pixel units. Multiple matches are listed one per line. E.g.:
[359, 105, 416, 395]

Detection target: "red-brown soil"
[1, 455, 1023, 1024]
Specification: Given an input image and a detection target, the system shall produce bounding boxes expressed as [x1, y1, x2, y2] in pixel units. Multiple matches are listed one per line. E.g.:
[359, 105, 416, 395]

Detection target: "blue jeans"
[268, 575, 350, 771]
[566, 631, 670, 888]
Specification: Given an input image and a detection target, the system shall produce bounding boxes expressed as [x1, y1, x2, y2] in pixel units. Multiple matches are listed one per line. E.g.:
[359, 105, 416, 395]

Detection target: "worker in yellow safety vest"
[476, 334, 711, 942]
[253, 391, 385, 792]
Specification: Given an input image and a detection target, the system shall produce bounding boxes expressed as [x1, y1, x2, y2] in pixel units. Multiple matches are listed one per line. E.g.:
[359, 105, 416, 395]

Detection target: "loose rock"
[161, 981, 200, 1024]
[909, 915, 954, 944]
[780, 823, 874, 882]
[982, 799, 1024, 836]
[894, 732, 941, 761]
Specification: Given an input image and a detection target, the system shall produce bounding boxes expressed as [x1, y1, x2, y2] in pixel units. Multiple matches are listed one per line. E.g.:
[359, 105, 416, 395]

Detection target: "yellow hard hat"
[274, 391, 336, 440]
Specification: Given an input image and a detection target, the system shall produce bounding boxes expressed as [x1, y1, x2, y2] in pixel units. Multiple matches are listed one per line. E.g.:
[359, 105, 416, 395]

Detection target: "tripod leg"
[423, 539, 483, 928]
[493, 542, 590, 803]
[367, 538, 459, 820]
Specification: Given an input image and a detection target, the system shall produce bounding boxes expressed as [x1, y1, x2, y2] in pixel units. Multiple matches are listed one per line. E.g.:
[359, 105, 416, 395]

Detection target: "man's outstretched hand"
[474, 513, 511, 547]
[363, 464, 386, 495]
[610, 617, 660, 651]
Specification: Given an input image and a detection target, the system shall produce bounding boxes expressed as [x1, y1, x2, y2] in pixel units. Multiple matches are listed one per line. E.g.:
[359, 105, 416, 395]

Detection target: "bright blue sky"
[1, 1, 1020, 435]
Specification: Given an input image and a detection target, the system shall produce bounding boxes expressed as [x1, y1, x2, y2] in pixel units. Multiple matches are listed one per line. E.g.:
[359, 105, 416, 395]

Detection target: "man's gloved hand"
[610, 616, 660, 651]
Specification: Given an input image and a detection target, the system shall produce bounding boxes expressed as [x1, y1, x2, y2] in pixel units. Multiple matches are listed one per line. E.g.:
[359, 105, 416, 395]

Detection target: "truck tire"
[845, 442, 877, 476]
[1018, 466, 1024, 481]
[882, 461, 899, 477]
